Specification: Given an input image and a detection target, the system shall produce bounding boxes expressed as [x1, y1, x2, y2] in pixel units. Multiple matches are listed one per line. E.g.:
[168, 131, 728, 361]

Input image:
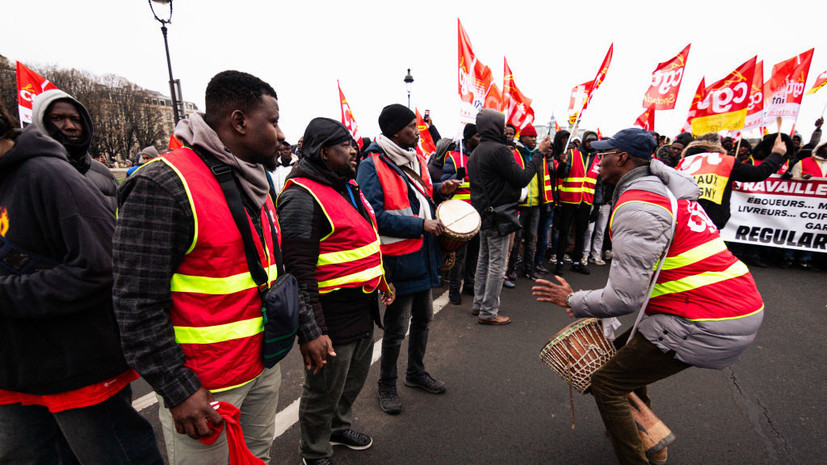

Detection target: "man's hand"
[170, 387, 223, 439]
[300, 335, 336, 375]
[423, 219, 445, 236]
[532, 277, 576, 318]
[557, 151, 569, 164]
[772, 133, 787, 157]
[538, 136, 552, 155]
[439, 179, 462, 195]
[381, 283, 396, 306]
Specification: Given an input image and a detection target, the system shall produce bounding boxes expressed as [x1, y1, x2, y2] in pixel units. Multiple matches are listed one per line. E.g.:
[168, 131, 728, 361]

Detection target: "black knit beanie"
[378, 104, 415, 137]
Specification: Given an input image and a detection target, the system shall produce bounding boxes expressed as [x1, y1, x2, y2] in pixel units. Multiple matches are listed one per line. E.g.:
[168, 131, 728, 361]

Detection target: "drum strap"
[624, 189, 678, 346]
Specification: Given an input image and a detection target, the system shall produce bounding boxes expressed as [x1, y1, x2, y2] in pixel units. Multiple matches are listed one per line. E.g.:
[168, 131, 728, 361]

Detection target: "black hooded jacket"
[467, 109, 544, 230]
[0, 126, 128, 394]
[277, 119, 379, 345]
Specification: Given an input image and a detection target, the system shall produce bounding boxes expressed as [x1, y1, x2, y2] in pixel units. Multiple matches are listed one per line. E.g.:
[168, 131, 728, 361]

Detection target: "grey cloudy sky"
[3, 0, 825, 142]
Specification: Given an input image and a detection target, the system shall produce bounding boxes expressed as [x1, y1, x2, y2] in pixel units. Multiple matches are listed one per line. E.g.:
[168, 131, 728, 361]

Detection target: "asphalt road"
[133, 262, 827, 464]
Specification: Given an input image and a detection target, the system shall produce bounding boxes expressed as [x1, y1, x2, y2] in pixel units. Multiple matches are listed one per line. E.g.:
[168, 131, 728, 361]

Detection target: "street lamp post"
[404, 68, 414, 109]
[148, 0, 181, 125]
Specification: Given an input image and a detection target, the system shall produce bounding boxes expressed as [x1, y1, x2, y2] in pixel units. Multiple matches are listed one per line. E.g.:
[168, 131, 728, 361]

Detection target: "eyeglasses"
[596, 150, 624, 161]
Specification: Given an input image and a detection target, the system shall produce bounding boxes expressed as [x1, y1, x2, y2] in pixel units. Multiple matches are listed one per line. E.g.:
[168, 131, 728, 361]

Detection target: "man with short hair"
[113, 71, 287, 464]
[534, 128, 764, 465]
[271, 139, 298, 192]
[356, 104, 460, 415]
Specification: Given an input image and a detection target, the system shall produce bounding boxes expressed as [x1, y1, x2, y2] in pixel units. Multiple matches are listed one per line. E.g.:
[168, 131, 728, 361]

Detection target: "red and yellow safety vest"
[445, 151, 471, 203]
[514, 148, 554, 207]
[162, 148, 280, 393]
[752, 157, 788, 174]
[801, 156, 826, 177]
[676, 152, 736, 205]
[558, 149, 599, 205]
[610, 189, 763, 321]
[371, 152, 432, 257]
[283, 177, 388, 294]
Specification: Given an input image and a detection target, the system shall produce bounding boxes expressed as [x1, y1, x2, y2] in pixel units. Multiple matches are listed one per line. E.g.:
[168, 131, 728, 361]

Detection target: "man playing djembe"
[532, 128, 768, 465]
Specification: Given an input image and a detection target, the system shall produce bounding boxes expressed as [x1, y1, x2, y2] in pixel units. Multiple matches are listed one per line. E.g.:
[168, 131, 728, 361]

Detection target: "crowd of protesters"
[1, 67, 824, 465]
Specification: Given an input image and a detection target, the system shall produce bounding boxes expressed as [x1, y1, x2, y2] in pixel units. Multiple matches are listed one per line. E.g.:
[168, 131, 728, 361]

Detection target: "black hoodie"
[467, 109, 544, 230]
[0, 126, 128, 394]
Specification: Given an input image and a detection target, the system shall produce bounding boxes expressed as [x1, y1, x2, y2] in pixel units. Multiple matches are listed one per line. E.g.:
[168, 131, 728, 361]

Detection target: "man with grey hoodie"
[31, 89, 118, 211]
[534, 128, 764, 465]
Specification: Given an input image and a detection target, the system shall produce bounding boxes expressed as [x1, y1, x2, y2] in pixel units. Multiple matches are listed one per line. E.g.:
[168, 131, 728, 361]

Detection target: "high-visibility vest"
[514, 148, 554, 207]
[609, 189, 763, 321]
[370, 152, 432, 256]
[162, 148, 280, 392]
[445, 151, 471, 203]
[753, 157, 788, 174]
[283, 177, 387, 294]
[676, 152, 736, 205]
[558, 149, 599, 205]
[801, 156, 825, 177]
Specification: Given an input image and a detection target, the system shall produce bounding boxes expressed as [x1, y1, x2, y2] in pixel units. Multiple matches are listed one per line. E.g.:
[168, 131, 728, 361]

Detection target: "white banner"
[721, 175, 827, 252]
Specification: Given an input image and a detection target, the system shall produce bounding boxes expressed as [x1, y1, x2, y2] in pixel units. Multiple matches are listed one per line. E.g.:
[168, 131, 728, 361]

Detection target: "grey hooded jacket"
[569, 160, 763, 369]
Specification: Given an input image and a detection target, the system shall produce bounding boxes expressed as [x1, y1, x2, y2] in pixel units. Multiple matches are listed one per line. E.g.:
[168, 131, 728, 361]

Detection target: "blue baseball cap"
[591, 128, 657, 160]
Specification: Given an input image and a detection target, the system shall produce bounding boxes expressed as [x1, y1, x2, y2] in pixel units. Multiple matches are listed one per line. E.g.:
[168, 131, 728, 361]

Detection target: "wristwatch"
[565, 293, 573, 308]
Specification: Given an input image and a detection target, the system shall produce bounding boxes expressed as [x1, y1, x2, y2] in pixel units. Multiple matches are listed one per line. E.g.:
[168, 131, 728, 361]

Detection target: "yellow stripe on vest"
[318, 264, 385, 293]
[661, 237, 728, 271]
[174, 317, 264, 345]
[650, 260, 749, 298]
[171, 264, 279, 294]
[687, 305, 764, 322]
[317, 241, 380, 266]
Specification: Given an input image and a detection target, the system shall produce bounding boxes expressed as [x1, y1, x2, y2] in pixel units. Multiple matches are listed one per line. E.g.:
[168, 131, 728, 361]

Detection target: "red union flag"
[806, 69, 827, 95]
[568, 80, 592, 125]
[765, 49, 814, 122]
[415, 108, 436, 155]
[683, 77, 705, 133]
[458, 19, 496, 123]
[642, 44, 690, 110]
[16, 61, 58, 125]
[337, 80, 362, 149]
[743, 61, 764, 130]
[585, 44, 614, 109]
[484, 82, 502, 112]
[691, 57, 756, 135]
[169, 134, 183, 150]
[503, 57, 535, 130]
[634, 106, 656, 131]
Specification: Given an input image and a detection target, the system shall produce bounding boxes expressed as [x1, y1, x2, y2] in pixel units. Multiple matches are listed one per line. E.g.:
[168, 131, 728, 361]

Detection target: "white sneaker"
[589, 256, 606, 266]
[563, 254, 572, 263]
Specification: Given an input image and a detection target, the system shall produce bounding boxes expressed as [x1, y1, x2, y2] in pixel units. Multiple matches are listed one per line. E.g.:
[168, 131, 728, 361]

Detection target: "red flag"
[169, 134, 183, 150]
[458, 19, 497, 123]
[743, 61, 764, 130]
[691, 57, 756, 135]
[806, 69, 827, 95]
[337, 80, 363, 149]
[596, 127, 603, 140]
[765, 49, 814, 123]
[484, 82, 503, 112]
[503, 57, 535, 130]
[584, 44, 614, 109]
[415, 108, 436, 155]
[15, 62, 57, 125]
[642, 44, 690, 110]
[683, 77, 705, 133]
[568, 80, 592, 125]
[555, 120, 562, 133]
[634, 106, 656, 131]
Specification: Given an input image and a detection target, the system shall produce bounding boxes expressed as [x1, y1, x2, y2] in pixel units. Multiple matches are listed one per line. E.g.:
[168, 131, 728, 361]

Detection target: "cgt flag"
[765, 49, 814, 123]
[16, 61, 57, 125]
[337, 80, 363, 149]
[743, 61, 764, 130]
[415, 108, 436, 156]
[642, 44, 690, 110]
[585, 44, 614, 109]
[458, 19, 497, 123]
[806, 69, 827, 95]
[691, 57, 756, 135]
[683, 77, 705, 133]
[568, 80, 592, 126]
[503, 57, 535, 130]
[634, 106, 656, 131]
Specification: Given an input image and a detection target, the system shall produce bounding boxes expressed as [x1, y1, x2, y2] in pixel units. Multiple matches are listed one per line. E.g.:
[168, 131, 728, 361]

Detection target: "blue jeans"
[0, 385, 163, 465]
[535, 205, 554, 266]
[379, 290, 433, 385]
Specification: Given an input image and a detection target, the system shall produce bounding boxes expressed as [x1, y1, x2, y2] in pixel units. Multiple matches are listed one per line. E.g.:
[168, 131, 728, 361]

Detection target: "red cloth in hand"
[199, 401, 265, 465]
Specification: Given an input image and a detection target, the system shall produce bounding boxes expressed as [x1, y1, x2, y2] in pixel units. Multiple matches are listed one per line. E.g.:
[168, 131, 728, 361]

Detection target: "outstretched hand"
[532, 276, 576, 318]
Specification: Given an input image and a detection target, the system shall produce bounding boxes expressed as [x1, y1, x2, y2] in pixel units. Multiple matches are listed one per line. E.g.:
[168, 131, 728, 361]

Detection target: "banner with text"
[721, 175, 827, 253]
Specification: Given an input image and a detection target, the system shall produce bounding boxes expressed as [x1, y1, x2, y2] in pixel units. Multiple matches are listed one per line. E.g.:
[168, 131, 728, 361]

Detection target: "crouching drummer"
[532, 128, 765, 465]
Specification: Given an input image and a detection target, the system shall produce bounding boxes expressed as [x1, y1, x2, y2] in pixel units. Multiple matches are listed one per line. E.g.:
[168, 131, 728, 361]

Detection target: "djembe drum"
[435, 199, 480, 271]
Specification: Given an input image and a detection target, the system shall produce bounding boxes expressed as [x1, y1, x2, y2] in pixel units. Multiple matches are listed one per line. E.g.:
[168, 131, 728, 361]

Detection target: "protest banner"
[721, 175, 827, 253]
[642, 44, 691, 110]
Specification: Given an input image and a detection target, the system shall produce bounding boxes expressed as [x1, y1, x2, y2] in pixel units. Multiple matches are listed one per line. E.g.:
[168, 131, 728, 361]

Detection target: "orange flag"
[337, 80, 363, 149]
[634, 106, 656, 131]
[642, 44, 690, 110]
[15, 62, 58, 124]
[503, 57, 535, 130]
[458, 19, 496, 123]
[692, 57, 756, 134]
[415, 108, 436, 155]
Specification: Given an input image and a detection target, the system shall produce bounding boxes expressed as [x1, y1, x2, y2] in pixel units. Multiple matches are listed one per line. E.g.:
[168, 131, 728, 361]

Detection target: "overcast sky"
[3, 0, 825, 144]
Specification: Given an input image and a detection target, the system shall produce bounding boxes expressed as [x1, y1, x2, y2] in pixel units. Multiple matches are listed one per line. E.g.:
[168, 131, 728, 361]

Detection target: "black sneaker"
[378, 383, 401, 414]
[449, 292, 461, 305]
[404, 372, 446, 394]
[461, 286, 475, 296]
[554, 261, 565, 276]
[303, 458, 333, 465]
[535, 264, 550, 275]
[330, 429, 373, 451]
[523, 271, 540, 281]
[571, 261, 591, 275]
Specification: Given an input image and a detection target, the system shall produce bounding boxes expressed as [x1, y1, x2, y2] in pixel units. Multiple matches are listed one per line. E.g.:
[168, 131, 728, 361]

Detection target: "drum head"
[437, 199, 481, 235]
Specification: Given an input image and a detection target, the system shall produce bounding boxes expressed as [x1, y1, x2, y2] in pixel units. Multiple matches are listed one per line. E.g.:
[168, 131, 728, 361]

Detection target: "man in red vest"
[114, 71, 287, 464]
[356, 104, 460, 415]
[533, 128, 764, 465]
[278, 118, 395, 465]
